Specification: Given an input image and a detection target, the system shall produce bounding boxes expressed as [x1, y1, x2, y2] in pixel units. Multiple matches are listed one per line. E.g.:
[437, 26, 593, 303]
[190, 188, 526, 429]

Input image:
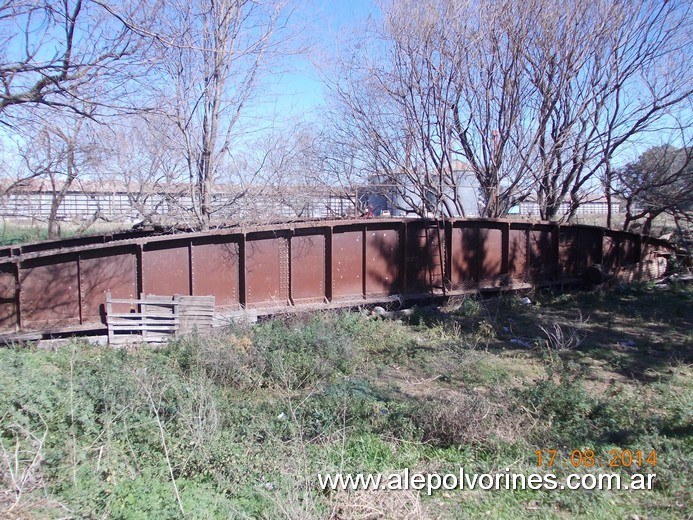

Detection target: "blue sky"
[3, 0, 684, 170]
[259, 0, 381, 122]
[0, 0, 382, 159]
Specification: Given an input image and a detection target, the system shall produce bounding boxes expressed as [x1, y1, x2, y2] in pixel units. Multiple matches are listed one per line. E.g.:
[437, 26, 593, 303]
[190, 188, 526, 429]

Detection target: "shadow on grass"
[543, 284, 692, 382]
[448, 284, 693, 384]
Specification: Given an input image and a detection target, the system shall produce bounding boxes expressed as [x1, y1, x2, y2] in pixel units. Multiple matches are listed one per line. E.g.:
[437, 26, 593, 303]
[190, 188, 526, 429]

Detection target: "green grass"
[0, 285, 691, 518]
[0, 222, 130, 246]
[0, 223, 51, 245]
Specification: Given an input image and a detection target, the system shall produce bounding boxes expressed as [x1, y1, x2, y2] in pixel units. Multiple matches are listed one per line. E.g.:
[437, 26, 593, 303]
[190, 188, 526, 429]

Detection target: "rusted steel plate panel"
[191, 240, 239, 306]
[529, 227, 555, 278]
[508, 228, 527, 280]
[558, 228, 581, 276]
[479, 226, 503, 282]
[603, 233, 618, 270]
[291, 234, 325, 303]
[406, 223, 443, 293]
[246, 237, 289, 306]
[332, 230, 363, 299]
[450, 223, 502, 285]
[0, 220, 667, 340]
[20, 257, 80, 328]
[142, 244, 190, 296]
[80, 251, 137, 324]
[582, 228, 603, 267]
[557, 228, 574, 276]
[559, 228, 602, 276]
[0, 270, 17, 332]
[450, 225, 477, 287]
[641, 239, 666, 262]
[641, 240, 655, 260]
[405, 224, 428, 292]
[619, 236, 637, 265]
[366, 228, 400, 296]
[20, 235, 107, 255]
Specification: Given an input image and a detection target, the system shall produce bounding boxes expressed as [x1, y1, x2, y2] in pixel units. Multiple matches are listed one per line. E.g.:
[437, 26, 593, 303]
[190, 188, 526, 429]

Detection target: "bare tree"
[325, 0, 550, 218]
[0, 0, 152, 123]
[525, 0, 693, 222]
[146, 0, 297, 230]
[0, 0, 157, 236]
[242, 124, 351, 221]
[325, 0, 692, 220]
[1, 0, 316, 235]
[94, 115, 190, 227]
[616, 145, 693, 236]
[325, 1, 486, 218]
[10, 111, 100, 238]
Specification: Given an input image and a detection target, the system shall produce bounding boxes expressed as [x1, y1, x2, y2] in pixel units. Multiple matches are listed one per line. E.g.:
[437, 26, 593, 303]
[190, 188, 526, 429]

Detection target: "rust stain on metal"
[291, 233, 326, 303]
[20, 257, 81, 328]
[245, 236, 289, 306]
[529, 227, 555, 279]
[450, 224, 477, 288]
[142, 243, 191, 296]
[406, 223, 444, 293]
[479, 226, 503, 282]
[191, 239, 239, 306]
[332, 229, 363, 299]
[0, 270, 17, 331]
[0, 218, 677, 337]
[79, 251, 137, 323]
[619, 236, 637, 265]
[366, 227, 400, 296]
[508, 228, 528, 281]
[559, 227, 602, 277]
[603, 233, 619, 270]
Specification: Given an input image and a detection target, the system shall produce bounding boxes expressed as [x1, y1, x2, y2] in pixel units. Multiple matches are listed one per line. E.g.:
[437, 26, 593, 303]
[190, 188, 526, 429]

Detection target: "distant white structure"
[358, 162, 482, 217]
[0, 179, 356, 224]
[511, 196, 619, 217]
[1, 175, 617, 225]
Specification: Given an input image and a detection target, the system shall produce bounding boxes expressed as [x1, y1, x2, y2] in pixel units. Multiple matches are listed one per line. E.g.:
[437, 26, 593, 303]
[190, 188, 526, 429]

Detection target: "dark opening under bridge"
[0, 218, 676, 340]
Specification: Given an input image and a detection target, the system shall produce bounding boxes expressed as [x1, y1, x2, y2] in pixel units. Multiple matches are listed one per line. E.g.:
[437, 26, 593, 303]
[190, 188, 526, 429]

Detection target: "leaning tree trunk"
[48, 144, 78, 239]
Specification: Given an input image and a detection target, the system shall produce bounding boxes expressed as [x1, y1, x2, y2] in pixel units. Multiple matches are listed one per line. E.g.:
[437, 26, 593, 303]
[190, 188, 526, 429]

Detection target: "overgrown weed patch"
[1, 287, 690, 518]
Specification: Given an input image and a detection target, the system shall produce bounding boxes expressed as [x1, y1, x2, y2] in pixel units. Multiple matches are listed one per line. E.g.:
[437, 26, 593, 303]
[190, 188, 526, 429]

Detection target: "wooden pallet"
[106, 293, 215, 344]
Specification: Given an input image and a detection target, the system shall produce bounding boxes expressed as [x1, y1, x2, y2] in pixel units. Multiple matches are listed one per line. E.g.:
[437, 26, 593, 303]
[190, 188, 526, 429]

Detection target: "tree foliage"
[616, 145, 693, 235]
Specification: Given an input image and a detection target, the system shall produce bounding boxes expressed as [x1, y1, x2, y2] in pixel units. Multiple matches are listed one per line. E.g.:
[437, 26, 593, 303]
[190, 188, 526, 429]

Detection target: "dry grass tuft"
[415, 389, 530, 447]
[329, 477, 428, 520]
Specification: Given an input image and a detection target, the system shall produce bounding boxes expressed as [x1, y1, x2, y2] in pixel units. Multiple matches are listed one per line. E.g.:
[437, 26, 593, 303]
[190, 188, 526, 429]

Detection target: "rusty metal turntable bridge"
[0, 218, 674, 340]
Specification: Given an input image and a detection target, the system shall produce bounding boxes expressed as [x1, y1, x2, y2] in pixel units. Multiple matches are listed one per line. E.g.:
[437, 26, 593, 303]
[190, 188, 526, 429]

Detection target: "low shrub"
[252, 312, 357, 390]
[413, 390, 525, 450]
[521, 360, 660, 447]
[294, 379, 419, 442]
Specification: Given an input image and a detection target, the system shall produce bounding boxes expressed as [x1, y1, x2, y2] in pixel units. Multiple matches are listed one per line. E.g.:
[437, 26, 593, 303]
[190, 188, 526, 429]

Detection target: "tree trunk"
[604, 165, 613, 229]
[48, 143, 78, 239]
